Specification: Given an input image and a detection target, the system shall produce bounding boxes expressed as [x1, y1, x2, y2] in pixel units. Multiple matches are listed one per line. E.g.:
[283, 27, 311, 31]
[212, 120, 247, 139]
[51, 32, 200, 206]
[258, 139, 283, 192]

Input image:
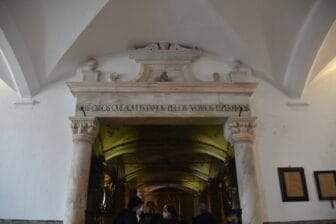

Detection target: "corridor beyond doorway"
[86, 124, 241, 224]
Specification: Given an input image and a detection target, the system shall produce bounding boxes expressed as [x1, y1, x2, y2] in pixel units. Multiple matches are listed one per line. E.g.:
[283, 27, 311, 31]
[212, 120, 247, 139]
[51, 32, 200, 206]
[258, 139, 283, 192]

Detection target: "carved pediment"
[67, 42, 258, 122]
[129, 42, 202, 82]
[129, 41, 202, 62]
[79, 42, 251, 84]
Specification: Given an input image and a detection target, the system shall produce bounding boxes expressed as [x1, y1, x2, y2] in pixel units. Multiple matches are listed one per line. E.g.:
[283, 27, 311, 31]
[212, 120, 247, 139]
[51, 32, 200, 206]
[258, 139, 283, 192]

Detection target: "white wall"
[0, 78, 76, 220]
[251, 74, 336, 221]
[0, 54, 335, 221]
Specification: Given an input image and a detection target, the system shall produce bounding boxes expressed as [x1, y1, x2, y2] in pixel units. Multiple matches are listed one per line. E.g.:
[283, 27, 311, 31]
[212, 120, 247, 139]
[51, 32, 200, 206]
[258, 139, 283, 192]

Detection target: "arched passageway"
[85, 123, 241, 224]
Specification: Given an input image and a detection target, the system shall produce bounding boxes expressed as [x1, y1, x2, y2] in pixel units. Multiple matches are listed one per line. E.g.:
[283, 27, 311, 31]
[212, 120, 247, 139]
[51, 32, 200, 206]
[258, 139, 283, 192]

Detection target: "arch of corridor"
[64, 42, 260, 224]
[86, 124, 235, 223]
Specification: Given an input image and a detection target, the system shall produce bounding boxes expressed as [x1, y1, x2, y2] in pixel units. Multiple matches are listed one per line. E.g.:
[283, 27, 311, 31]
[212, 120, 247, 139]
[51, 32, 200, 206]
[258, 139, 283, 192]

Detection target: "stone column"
[64, 117, 99, 224]
[225, 117, 261, 224]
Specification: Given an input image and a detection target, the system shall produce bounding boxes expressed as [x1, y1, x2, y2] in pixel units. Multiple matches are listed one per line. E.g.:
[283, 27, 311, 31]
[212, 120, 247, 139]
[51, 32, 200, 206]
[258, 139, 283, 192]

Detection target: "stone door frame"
[65, 116, 260, 224]
[64, 42, 261, 224]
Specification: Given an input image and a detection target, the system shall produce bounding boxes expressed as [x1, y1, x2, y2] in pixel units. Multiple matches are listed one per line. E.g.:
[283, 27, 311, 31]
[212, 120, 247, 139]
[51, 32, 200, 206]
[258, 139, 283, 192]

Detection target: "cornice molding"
[66, 81, 258, 95]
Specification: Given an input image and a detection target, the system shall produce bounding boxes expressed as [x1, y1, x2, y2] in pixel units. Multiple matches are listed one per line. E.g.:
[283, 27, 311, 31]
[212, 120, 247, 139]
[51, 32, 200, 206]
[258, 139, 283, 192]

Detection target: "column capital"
[225, 117, 257, 144]
[70, 117, 99, 144]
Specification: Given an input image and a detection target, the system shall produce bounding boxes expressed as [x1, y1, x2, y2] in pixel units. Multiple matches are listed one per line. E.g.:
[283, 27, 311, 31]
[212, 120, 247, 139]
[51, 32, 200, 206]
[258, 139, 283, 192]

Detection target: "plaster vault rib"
[0, 0, 110, 96]
[0, 2, 39, 97]
[283, 0, 336, 98]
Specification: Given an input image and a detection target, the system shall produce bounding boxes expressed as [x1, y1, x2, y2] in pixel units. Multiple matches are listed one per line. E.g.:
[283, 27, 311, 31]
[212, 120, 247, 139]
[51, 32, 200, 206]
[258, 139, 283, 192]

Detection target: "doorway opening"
[85, 123, 241, 224]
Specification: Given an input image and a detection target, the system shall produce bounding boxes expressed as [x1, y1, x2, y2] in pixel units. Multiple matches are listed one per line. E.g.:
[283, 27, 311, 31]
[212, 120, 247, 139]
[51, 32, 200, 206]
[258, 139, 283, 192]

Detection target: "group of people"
[113, 197, 215, 224]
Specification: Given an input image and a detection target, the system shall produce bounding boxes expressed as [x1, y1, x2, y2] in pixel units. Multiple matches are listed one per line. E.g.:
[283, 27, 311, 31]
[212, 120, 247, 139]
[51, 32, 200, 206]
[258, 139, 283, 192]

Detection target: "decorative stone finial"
[212, 72, 220, 82]
[229, 59, 243, 71]
[81, 58, 100, 81]
[228, 59, 250, 83]
[83, 58, 98, 71]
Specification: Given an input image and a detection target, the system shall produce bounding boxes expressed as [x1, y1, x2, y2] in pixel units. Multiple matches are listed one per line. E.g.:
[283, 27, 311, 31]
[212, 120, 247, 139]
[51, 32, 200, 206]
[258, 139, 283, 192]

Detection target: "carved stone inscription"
[76, 103, 250, 117]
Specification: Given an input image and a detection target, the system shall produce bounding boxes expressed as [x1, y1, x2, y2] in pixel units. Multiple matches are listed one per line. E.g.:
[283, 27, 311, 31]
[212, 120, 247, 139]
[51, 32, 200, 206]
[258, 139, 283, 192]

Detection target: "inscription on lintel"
[77, 103, 249, 115]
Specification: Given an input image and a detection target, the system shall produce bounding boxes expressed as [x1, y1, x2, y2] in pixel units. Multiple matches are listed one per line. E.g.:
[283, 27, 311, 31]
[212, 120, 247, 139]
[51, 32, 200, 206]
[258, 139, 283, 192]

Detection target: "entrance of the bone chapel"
[85, 123, 240, 224]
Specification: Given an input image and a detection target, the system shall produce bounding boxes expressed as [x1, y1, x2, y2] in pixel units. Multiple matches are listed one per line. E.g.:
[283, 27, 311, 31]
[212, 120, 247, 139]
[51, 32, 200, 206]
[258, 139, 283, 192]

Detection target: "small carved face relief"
[156, 71, 171, 82]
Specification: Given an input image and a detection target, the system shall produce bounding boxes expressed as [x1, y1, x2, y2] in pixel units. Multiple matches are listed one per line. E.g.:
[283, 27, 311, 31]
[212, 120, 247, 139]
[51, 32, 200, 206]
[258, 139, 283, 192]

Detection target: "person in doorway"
[139, 201, 163, 224]
[192, 203, 215, 224]
[162, 205, 178, 224]
[114, 196, 144, 224]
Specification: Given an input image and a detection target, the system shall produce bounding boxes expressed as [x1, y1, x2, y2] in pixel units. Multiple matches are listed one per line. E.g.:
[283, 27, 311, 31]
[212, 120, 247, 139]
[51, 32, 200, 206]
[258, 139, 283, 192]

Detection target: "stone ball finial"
[85, 58, 98, 71]
[212, 72, 220, 82]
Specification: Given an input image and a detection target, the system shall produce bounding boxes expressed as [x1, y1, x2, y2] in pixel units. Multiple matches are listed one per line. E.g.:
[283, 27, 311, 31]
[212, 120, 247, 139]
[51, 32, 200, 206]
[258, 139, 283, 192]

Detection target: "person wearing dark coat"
[114, 197, 144, 224]
[139, 201, 163, 224]
[192, 203, 215, 224]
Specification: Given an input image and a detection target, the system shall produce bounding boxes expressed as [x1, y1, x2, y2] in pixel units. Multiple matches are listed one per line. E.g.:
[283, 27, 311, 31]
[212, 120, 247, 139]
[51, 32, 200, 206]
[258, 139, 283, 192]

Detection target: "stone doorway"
[85, 124, 238, 224]
[64, 42, 261, 224]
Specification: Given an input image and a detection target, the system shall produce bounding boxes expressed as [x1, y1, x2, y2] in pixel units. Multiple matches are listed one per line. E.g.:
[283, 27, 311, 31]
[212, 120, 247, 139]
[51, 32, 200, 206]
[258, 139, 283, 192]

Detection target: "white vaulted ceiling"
[0, 0, 335, 98]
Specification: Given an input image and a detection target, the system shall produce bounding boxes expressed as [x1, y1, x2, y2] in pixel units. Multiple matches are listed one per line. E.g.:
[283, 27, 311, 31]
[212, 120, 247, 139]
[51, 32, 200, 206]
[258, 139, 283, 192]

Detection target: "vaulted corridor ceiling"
[95, 124, 233, 192]
[0, 0, 335, 98]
